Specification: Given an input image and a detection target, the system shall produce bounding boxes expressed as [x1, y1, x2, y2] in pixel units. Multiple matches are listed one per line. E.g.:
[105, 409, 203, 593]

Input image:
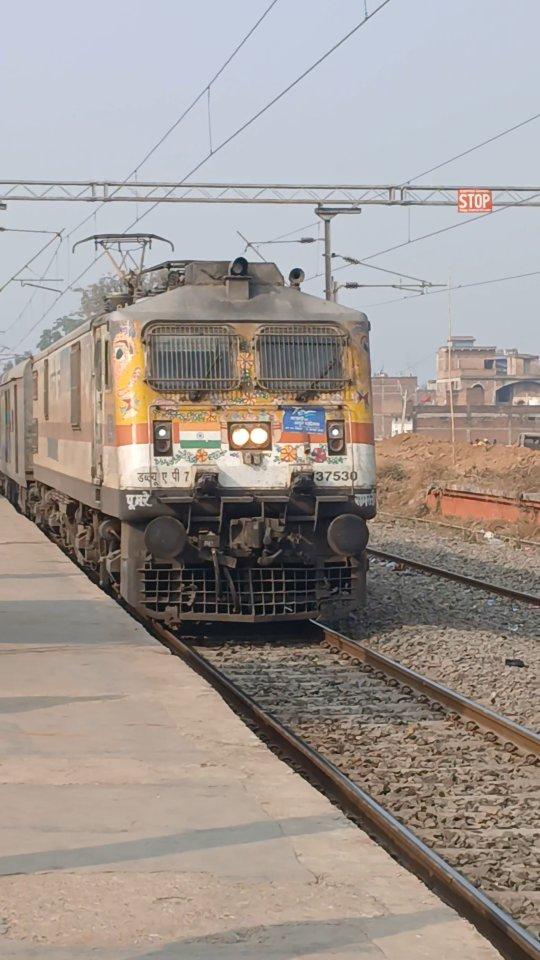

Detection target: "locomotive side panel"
[32, 328, 97, 504]
[0, 359, 33, 502]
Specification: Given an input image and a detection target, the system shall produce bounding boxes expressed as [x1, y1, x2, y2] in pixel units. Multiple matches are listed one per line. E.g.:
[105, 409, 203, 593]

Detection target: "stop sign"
[457, 189, 493, 213]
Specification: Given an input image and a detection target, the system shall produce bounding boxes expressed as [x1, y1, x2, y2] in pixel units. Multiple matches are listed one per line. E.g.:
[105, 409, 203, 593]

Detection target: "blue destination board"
[283, 407, 326, 433]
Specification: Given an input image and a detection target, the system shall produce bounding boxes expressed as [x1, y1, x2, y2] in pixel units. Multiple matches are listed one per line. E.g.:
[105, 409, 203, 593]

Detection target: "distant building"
[413, 403, 540, 444]
[413, 336, 540, 443]
[372, 375, 417, 440]
[435, 336, 540, 406]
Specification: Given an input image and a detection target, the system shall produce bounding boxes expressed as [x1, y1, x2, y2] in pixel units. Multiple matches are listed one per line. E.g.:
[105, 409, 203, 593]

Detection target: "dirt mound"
[376, 435, 539, 530]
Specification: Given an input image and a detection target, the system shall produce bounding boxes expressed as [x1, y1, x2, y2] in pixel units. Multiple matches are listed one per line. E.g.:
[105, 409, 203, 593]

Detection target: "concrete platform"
[0, 497, 501, 959]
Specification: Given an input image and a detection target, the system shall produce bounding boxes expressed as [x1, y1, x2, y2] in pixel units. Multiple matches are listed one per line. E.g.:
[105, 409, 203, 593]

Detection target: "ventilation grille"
[146, 324, 240, 391]
[140, 563, 353, 619]
[255, 324, 347, 392]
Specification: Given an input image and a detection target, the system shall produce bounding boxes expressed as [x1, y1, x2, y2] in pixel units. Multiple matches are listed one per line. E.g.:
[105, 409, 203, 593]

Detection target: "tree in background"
[36, 316, 84, 351]
[78, 275, 122, 320]
[1, 275, 125, 373]
[1, 274, 125, 370]
[35, 275, 123, 352]
[1, 350, 32, 375]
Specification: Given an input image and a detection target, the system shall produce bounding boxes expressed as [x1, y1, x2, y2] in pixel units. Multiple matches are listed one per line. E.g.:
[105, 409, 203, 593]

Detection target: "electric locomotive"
[0, 256, 376, 624]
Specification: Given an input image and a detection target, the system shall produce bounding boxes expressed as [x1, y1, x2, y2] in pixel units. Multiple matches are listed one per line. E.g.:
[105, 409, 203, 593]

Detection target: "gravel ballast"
[200, 638, 539, 940]
[348, 559, 540, 729]
[370, 515, 539, 597]
[344, 517, 539, 730]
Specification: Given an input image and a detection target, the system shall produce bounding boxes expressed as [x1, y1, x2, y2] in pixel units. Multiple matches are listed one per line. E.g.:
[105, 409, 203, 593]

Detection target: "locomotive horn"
[229, 256, 248, 276]
[289, 267, 305, 287]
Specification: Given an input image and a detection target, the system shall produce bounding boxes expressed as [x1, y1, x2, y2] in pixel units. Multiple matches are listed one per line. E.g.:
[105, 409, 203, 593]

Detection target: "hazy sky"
[1, 0, 539, 382]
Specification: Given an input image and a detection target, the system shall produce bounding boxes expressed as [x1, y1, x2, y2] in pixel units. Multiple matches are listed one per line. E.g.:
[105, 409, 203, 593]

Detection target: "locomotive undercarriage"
[126, 484, 369, 624]
[4, 474, 368, 626]
[5, 479, 123, 595]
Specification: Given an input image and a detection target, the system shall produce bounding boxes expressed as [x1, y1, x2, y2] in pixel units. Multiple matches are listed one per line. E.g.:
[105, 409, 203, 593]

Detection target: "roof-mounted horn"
[226, 255, 250, 300]
[289, 267, 305, 288]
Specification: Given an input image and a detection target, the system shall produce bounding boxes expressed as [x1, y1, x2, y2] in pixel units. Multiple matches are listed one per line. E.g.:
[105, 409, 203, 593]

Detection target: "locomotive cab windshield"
[146, 324, 240, 393]
[255, 324, 348, 396]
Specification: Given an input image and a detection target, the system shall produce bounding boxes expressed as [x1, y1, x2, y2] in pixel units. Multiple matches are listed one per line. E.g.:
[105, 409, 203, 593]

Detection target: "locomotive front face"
[111, 260, 376, 623]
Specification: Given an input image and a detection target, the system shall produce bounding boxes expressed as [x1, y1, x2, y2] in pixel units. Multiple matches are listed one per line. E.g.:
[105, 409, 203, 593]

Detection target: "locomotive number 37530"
[314, 470, 357, 482]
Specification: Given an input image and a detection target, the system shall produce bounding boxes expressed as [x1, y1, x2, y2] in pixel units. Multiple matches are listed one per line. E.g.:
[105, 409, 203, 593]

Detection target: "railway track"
[376, 510, 540, 548]
[367, 546, 540, 605]
[154, 621, 540, 960]
[28, 502, 540, 956]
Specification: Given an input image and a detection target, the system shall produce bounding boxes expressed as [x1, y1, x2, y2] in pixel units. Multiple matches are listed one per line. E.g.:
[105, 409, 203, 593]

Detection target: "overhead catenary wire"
[332, 252, 438, 286]
[403, 109, 540, 184]
[5, 244, 62, 333]
[65, 0, 281, 242]
[246, 238, 441, 286]
[306, 110, 540, 283]
[395, 347, 440, 374]
[0, 232, 63, 299]
[154, 109, 540, 272]
[352, 265, 540, 310]
[271, 220, 321, 241]
[118, 0, 392, 299]
[244, 219, 321, 251]
[18, 0, 392, 348]
[0, 228, 64, 312]
[12, 254, 102, 349]
[121, 0, 392, 235]
[315, 184, 540, 285]
[365, 262, 540, 374]
[0, 227, 62, 236]
[248, 237, 321, 244]
[11, 1, 282, 347]
[236, 229, 268, 262]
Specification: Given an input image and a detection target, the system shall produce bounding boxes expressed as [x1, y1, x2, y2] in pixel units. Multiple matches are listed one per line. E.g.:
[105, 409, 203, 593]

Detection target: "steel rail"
[367, 547, 540, 606]
[153, 622, 540, 960]
[316, 624, 540, 757]
[375, 512, 540, 548]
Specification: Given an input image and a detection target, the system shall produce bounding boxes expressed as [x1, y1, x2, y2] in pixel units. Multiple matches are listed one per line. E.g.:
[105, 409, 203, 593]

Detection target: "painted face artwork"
[113, 327, 143, 420]
[113, 336, 134, 369]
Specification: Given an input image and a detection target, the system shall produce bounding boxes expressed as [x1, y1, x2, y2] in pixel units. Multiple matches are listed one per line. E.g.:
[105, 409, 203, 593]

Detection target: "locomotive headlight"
[231, 426, 250, 447]
[228, 421, 272, 451]
[250, 425, 269, 446]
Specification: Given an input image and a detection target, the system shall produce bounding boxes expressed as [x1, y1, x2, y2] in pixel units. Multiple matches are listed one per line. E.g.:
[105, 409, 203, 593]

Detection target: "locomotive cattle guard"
[0, 257, 376, 624]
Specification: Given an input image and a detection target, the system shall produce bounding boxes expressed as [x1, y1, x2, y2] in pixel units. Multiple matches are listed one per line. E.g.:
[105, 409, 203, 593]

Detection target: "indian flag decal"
[179, 424, 221, 450]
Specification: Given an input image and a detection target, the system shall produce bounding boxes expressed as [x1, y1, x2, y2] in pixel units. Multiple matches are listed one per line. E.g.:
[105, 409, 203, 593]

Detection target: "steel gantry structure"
[1, 180, 540, 206]
[2, 180, 539, 301]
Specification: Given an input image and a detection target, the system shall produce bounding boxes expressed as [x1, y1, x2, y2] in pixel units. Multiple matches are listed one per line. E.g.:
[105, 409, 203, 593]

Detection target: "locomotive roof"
[15, 259, 370, 366]
[114, 260, 369, 329]
[0, 355, 31, 385]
